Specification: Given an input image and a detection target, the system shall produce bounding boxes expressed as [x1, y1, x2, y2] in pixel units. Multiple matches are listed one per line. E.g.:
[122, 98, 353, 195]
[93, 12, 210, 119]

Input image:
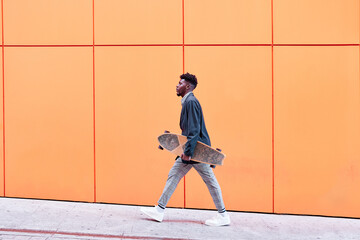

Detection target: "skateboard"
[157, 132, 225, 166]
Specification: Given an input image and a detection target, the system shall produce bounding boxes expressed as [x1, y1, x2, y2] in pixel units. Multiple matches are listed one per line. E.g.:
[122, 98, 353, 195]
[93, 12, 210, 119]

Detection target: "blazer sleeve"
[183, 100, 201, 157]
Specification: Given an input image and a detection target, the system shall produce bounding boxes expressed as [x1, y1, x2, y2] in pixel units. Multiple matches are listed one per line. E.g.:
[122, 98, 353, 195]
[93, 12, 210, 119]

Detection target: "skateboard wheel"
[164, 130, 170, 133]
[216, 148, 222, 152]
[158, 145, 164, 150]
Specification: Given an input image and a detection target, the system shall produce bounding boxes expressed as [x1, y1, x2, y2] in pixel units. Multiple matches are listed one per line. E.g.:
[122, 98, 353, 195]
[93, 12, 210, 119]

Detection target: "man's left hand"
[181, 154, 191, 161]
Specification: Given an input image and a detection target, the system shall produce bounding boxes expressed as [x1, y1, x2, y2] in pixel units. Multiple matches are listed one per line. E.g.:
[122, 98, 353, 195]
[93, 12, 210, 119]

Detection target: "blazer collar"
[181, 91, 193, 106]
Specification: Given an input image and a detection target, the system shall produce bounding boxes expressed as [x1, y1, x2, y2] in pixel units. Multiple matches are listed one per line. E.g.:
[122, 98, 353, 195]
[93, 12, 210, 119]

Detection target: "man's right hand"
[181, 153, 191, 161]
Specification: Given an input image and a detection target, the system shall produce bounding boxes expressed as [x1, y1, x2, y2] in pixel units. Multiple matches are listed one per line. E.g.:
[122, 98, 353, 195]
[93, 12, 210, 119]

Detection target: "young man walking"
[141, 73, 230, 227]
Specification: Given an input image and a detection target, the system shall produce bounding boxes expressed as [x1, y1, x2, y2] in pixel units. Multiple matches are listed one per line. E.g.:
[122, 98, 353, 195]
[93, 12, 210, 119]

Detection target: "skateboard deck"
[158, 133, 225, 166]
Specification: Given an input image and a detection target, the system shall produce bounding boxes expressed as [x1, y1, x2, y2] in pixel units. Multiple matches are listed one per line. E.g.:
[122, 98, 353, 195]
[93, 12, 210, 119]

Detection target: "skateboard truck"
[158, 130, 170, 150]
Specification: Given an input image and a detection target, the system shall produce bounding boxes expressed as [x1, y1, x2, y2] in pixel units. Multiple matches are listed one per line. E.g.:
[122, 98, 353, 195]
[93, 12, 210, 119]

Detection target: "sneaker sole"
[205, 221, 231, 227]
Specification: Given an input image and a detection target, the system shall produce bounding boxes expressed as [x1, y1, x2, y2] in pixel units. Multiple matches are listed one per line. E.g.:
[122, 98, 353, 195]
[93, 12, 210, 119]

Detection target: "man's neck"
[181, 91, 193, 106]
[182, 90, 192, 98]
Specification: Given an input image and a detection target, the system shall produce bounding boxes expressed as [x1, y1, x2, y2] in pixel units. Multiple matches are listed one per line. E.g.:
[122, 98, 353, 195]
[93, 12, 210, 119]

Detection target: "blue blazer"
[180, 93, 211, 163]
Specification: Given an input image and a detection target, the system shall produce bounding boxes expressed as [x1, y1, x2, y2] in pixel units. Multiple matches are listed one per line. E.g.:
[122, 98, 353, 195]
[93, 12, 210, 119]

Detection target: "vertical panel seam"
[182, 0, 186, 209]
[2, 0, 5, 197]
[93, 0, 96, 203]
[271, 0, 275, 214]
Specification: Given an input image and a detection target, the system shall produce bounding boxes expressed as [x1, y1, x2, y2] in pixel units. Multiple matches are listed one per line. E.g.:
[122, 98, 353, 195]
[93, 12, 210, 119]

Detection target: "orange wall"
[0, 0, 359, 218]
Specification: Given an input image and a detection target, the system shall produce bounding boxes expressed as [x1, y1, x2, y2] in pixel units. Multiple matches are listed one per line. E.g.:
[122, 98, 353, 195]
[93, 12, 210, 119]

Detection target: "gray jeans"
[158, 157, 226, 213]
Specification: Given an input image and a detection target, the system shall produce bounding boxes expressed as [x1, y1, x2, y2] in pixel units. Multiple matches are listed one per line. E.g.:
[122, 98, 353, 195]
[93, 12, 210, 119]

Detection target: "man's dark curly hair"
[180, 72, 198, 89]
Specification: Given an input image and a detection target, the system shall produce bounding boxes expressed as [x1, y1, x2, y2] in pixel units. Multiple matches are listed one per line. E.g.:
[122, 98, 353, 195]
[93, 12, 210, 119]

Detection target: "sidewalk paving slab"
[0, 197, 360, 240]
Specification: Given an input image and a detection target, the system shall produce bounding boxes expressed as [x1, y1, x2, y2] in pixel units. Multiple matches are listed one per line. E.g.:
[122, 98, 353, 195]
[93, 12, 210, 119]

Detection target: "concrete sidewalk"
[0, 198, 359, 240]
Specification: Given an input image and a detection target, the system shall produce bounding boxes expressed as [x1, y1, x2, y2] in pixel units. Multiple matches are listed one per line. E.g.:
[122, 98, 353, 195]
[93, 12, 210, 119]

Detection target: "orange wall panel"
[5, 47, 94, 201]
[95, 0, 182, 44]
[4, 0, 92, 45]
[184, 47, 273, 212]
[274, 46, 360, 218]
[185, 0, 271, 44]
[95, 46, 184, 207]
[0, 1, 2, 43]
[273, 0, 359, 44]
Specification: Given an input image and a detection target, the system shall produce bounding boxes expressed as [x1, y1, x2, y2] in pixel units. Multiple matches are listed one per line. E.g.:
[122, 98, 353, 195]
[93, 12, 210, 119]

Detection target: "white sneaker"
[140, 206, 164, 222]
[205, 212, 231, 226]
